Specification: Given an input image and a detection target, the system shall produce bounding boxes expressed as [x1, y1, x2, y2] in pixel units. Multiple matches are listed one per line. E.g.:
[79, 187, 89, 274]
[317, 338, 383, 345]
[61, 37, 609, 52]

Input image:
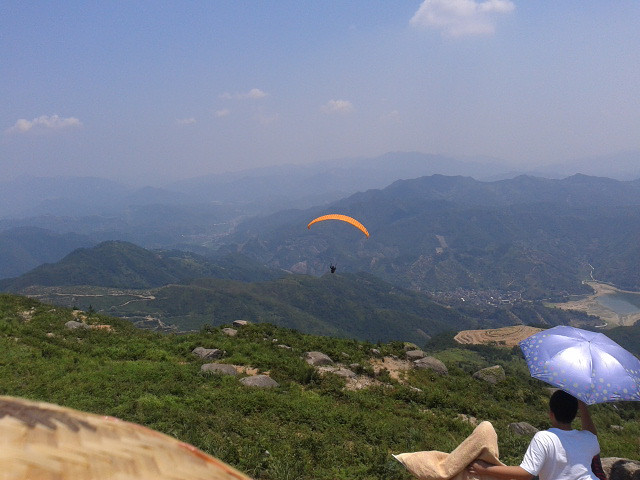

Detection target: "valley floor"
[549, 281, 640, 327]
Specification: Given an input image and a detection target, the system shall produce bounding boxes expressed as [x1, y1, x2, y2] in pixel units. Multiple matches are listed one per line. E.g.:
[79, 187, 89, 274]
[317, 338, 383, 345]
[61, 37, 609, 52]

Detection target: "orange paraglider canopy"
[307, 214, 369, 237]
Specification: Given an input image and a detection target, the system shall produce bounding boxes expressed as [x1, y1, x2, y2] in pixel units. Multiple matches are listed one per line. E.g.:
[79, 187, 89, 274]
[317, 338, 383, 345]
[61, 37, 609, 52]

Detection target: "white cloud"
[176, 117, 196, 125]
[410, 0, 514, 37]
[219, 88, 268, 100]
[321, 99, 354, 114]
[215, 109, 231, 118]
[5, 114, 82, 134]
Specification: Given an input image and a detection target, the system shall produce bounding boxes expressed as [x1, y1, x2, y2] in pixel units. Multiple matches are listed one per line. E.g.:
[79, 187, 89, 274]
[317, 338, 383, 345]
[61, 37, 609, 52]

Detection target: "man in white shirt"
[468, 390, 600, 480]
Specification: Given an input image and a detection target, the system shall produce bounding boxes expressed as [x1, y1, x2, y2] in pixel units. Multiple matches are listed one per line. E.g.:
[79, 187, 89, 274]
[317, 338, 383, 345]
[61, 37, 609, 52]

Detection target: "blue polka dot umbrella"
[519, 325, 640, 404]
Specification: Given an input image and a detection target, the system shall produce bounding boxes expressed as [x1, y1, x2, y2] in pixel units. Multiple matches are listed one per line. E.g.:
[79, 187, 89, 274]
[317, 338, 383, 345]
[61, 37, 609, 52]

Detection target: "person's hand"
[468, 461, 488, 476]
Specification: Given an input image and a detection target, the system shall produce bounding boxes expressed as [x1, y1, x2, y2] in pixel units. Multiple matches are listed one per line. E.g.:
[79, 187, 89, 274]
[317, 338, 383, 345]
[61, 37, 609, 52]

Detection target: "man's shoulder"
[533, 429, 557, 440]
[528, 429, 559, 448]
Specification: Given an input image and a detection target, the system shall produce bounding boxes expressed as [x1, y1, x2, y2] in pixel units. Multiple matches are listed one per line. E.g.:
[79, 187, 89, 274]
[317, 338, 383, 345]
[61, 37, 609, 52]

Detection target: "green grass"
[1, 293, 638, 479]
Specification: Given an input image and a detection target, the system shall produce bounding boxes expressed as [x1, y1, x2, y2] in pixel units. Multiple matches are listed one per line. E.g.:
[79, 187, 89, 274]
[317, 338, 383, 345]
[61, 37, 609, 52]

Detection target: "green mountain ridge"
[0, 241, 598, 343]
[0, 241, 284, 291]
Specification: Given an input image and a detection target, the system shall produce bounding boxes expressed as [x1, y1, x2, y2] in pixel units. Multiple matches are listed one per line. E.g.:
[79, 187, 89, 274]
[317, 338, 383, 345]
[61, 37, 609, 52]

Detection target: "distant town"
[429, 289, 525, 307]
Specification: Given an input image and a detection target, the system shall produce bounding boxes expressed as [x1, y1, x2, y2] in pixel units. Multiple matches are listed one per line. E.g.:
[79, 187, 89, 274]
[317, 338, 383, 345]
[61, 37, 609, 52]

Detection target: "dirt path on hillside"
[550, 281, 640, 327]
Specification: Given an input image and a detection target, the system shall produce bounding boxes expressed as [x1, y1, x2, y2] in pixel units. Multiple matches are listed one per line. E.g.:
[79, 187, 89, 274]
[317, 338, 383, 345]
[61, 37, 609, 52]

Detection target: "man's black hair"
[549, 389, 578, 424]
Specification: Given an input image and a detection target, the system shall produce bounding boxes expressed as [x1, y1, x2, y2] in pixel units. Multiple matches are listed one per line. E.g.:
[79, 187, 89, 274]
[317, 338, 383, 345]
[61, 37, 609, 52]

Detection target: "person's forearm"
[578, 400, 597, 436]
[470, 464, 533, 480]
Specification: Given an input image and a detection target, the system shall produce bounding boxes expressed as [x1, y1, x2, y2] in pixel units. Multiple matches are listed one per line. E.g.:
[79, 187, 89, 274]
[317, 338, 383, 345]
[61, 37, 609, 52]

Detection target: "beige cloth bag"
[393, 421, 505, 480]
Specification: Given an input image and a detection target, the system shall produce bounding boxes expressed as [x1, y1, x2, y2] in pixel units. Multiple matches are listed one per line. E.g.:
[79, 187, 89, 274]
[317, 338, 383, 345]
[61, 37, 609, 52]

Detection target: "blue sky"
[2, 1, 639, 184]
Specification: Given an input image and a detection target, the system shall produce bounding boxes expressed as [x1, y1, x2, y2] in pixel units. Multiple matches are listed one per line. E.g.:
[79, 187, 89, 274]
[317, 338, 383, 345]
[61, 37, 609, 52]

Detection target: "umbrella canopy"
[519, 325, 640, 404]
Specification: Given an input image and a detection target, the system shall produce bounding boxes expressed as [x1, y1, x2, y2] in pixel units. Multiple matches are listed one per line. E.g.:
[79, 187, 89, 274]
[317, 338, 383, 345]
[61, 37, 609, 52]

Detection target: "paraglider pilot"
[330, 264, 336, 274]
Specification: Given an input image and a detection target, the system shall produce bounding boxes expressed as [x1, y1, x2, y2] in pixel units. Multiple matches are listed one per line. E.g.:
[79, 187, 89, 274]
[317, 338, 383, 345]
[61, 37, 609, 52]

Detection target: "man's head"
[549, 389, 578, 424]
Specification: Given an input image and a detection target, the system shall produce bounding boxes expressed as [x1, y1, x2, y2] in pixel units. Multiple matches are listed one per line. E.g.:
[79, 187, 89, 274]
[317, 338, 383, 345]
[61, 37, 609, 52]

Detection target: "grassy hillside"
[7, 270, 594, 344]
[1, 294, 638, 479]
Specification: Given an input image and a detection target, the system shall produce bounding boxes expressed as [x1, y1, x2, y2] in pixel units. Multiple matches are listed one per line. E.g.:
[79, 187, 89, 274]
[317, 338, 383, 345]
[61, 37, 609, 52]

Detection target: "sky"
[2, 1, 640, 185]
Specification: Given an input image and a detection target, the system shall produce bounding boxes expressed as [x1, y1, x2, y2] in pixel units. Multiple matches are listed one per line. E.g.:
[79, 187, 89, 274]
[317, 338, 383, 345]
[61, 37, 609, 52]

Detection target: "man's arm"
[578, 400, 597, 436]
[468, 461, 534, 480]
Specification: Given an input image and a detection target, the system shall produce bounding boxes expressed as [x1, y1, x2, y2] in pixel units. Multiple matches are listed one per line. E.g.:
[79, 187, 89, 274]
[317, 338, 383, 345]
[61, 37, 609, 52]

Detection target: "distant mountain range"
[223, 174, 640, 297]
[0, 152, 504, 220]
[4, 150, 639, 220]
[0, 227, 95, 279]
[3, 153, 640, 297]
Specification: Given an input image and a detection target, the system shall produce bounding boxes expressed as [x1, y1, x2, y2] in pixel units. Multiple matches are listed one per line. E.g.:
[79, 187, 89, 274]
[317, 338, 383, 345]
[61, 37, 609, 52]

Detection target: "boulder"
[201, 363, 238, 376]
[602, 457, 640, 480]
[232, 320, 250, 327]
[413, 356, 448, 375]
[192, 347, 224, 360]
[65, 321, 90, 330]
[221, 328, 237, 337]
[457, 414, 478, 426]
[509, 422, 539, 436]
[239, 375, 279, 388]
[403, 342, 419, 351]
[472, 365, 506, 385]
[406, 349, 426, 360]
[305, 351, 334, 366]
[277, 344, 291, 350]
[332, 368, 357, 379]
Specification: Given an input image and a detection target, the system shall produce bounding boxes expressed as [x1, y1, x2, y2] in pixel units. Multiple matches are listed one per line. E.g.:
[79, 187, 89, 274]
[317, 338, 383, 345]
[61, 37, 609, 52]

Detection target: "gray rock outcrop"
[406, 349, 426, 360]
[192, 347, 224, 360]
[65, 321, 90, 330]
[332, 368, 357, 379]
[221, 328, 238, 337]
[602, 457, 640, 480]
[472, 365, 506, 384]
[413, 356, 448, 375]
[201, 363, 238, 376]
[457, 414, 478, 426]
[232, 320, 250, 327]
[305, 351, 334, 366]
[509, 422, 539, 436]
[239, 375, 279, 388]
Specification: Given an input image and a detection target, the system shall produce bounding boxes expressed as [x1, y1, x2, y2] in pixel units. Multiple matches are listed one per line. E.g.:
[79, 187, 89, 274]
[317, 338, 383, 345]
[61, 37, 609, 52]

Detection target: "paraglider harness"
[330, 264, 337, 274]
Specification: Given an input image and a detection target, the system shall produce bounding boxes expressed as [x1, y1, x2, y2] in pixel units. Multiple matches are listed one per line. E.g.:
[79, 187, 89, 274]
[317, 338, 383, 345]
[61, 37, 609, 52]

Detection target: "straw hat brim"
[0, 396, 253, 480]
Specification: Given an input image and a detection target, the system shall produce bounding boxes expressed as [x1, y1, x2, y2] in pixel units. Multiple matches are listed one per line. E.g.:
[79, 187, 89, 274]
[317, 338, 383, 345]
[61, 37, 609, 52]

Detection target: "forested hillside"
[0, 241, 284, 290]
[0, 241, 597, 341]
[226, 174, 640, 297]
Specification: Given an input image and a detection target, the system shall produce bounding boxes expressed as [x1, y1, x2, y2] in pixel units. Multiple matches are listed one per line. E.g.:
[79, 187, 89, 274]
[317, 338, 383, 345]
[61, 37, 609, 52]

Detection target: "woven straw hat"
[0, 396, 253, 480]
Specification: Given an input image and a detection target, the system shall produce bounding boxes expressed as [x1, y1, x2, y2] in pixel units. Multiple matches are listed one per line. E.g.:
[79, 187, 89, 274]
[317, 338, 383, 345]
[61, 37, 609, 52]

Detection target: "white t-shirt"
[520, 429, 600, 480]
